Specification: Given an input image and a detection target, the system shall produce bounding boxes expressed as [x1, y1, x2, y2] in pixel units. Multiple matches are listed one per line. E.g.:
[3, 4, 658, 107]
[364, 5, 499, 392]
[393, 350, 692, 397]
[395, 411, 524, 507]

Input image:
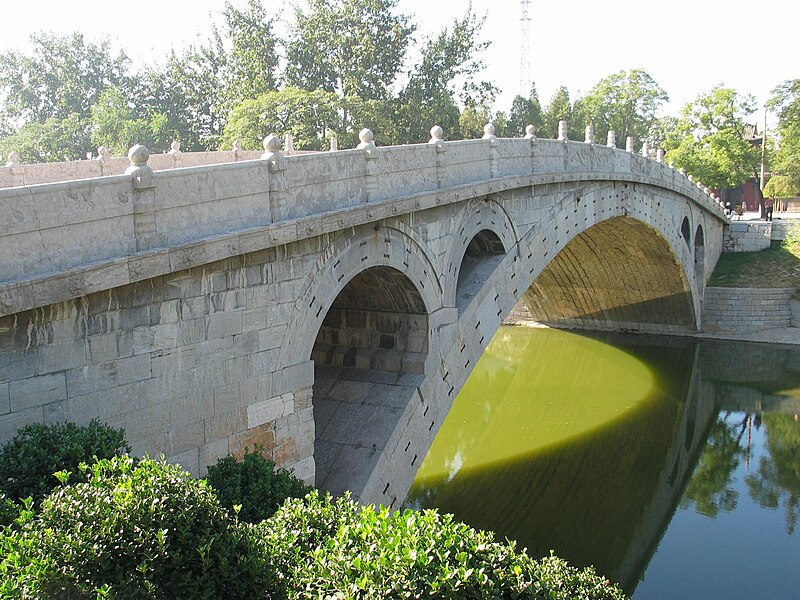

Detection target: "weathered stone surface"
[0, 137, 730, 507]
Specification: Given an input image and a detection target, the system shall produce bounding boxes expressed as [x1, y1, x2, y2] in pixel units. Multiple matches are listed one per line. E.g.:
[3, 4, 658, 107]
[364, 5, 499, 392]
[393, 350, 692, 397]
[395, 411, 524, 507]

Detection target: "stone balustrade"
[0, 124, 729, 317]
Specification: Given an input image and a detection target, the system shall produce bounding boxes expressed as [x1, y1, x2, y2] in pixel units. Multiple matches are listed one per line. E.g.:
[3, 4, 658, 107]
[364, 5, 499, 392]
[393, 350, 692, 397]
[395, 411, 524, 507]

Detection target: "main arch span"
[0, 135, 728, 506]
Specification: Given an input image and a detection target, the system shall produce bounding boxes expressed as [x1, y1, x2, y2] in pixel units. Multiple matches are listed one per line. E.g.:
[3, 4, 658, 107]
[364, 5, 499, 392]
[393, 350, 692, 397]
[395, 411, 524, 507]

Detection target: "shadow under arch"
[455, 229, 506, 314]
[522, 216, 697, 334]
[310, 265, 431, 499]
[694, 224, 705, 289]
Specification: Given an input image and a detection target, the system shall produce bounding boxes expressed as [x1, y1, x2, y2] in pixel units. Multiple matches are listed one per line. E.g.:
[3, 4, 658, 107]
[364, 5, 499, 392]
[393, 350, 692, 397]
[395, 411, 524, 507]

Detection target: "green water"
[406, 326, 800, 598]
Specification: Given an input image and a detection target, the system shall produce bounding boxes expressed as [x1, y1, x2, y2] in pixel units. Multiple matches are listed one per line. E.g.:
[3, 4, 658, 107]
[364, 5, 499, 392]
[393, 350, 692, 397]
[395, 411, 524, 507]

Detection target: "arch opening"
[694, 225, 705, 288]
[681, 217, 691, 247]
[522, 216, 696, 334]
[310, 266, 429, 497]
[455, 229, 506, 313]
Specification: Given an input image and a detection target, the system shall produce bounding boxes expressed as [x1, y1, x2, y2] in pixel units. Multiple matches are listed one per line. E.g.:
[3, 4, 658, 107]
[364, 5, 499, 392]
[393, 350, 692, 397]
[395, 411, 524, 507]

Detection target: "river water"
[406, 326, 800, 599]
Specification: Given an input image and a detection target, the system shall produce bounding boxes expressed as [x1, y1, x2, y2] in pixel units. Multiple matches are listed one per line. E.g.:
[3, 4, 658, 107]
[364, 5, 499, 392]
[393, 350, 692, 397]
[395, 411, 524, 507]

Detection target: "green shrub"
[206, 448, 312, 524]
[24, 456, 278, 599]
[0, 492, 17, 527]
[261, 490, 627, 599]
[0, 419, 131, 504]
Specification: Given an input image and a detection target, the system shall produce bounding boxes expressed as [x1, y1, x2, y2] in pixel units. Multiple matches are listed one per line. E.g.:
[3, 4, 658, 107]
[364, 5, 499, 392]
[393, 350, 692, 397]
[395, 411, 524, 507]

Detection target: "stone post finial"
[687, 174, 694, 182]
[285, 133, 295, 155]
[6, 151, 21, 167]
[584, 124, 594, 144]
[125, 144, 155, 189]
[607, 130, 617, 148]
[357, 128, 376, 150]
[641, 140, 650, 158]
[232, 139, 242, 152]
[261, 134, 282, 160]
[429, 125, 445, 144]
[657, 148, 665, 163]
[557, 120, 569, 141]
[96, 146, 111, 162]
[524, 124, 537, 139]
[329, 135, 338, 152]
[626, 136, 635, 153]
[482, 122, 496, 140]
[679, 167, 686, 176]
[168, 140, 183, 168]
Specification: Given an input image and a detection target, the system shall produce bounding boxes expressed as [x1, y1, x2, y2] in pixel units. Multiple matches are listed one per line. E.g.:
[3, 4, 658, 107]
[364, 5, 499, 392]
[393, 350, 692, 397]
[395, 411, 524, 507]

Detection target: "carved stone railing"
[0, 125, 728, 316]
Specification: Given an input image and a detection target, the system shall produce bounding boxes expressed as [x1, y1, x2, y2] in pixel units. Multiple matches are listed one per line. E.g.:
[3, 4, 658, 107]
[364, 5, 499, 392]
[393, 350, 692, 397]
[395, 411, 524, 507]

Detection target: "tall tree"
[664, 86, 759, 189]
[90, 87, 167, 156]
[394, 6, 491, 142]
[0, 32, 129, 124]
[577, 69, 668, 149]
[285, 0, 414, 100]
[540, 86, 572, 139]
[218, 0, 280, 112]
[0, 114, 91, 163]
[136, 42, 227, 151]
[221, 88, 341, 151]
[507, 84, 543, 137]
[765, 79, 800, 198]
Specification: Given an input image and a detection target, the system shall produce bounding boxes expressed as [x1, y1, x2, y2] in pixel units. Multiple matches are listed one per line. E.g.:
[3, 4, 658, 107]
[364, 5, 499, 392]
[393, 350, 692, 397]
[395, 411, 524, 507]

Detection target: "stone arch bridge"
[0, 131, 727, 507]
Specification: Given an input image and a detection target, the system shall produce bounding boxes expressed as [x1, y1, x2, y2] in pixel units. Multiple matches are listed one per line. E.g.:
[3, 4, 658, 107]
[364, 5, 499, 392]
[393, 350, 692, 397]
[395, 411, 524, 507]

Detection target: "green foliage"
[222, 87, 341, 151]
[0, 493, 18, 527]
[285, 0, 414, 100]
[0, 114, 91, 162]
[507, 85, 543, 137]
[219, 0, 280, 112]
[23, 456, 277, 599]
[261, 490, 626, 599]
[577, 69, 668, 149]
[664, 85, 759, 189]
[91, 86, 168, 155]
[541, 86, 573, 139]
[0, 32, 129, 124]
[767, 79, 800, 196]
[206, 448, 312, 524]
[0, 420, 130, 505]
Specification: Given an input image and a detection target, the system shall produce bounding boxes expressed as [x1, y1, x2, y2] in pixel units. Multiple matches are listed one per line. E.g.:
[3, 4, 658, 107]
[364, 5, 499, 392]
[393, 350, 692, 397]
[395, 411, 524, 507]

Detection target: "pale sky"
[1, 0, 797, 124]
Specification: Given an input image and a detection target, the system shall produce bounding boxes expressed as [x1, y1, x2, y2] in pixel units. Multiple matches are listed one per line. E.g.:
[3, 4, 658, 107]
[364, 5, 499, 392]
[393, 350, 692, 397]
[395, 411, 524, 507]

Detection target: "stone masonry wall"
[701, 287, 794, 333]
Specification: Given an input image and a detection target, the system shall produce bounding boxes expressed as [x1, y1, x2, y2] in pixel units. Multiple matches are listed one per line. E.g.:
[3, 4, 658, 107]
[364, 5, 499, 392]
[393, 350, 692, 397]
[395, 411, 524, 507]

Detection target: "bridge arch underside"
[310, 266, 429, 497]
[522, 216, 697, 334]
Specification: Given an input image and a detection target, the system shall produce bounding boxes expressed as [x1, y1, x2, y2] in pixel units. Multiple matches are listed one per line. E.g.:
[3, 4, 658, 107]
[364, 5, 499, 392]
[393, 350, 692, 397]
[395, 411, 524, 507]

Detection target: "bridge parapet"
[0, 136, 728, 317]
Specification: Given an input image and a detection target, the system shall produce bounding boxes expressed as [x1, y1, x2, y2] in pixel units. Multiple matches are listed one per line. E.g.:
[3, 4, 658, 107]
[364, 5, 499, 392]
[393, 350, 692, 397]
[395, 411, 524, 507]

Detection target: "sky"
[1, 0, 797, 126]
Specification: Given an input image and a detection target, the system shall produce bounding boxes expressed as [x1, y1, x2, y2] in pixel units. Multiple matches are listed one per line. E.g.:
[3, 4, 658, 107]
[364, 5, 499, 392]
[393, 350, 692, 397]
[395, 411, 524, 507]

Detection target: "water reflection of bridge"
[407, 331, 800, 595]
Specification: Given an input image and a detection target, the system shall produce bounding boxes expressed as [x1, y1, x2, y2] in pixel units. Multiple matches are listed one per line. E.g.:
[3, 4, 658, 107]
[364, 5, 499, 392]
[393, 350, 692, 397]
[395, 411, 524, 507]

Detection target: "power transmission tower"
[520, 0, 531, 96]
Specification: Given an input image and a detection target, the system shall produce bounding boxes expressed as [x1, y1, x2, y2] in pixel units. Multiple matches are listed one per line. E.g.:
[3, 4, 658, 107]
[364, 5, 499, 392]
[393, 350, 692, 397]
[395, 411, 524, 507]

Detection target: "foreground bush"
[206, 448, 312, 524]
[261, 491, 626, 599]
[0, 419, 130, 504]
[8, 456, 278, 599]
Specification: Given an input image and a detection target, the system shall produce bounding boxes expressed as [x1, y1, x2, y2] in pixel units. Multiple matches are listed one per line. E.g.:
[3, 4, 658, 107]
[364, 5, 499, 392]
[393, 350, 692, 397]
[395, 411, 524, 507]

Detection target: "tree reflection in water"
[681, 411, 800, 533]
[746, 413, 800, 534]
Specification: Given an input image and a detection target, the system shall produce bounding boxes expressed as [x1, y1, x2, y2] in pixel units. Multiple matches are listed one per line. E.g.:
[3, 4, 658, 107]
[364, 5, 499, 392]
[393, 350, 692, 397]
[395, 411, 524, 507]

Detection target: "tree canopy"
[664, 86, 759, 189]
[765, 79, 800, 198]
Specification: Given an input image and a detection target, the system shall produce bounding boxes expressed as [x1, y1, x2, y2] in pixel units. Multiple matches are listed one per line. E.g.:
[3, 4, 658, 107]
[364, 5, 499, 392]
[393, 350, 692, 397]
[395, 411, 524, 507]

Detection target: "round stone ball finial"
[169, 140, 181, 153]
[263, 134, 281, 153]
[128, 144, 150, 167]
[429, 125, 444, 142]
[524, 124, 537, 139]
[483, 123, 496, 139]
[6, 151, 21, 166]
[359, 128, 374, 145]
